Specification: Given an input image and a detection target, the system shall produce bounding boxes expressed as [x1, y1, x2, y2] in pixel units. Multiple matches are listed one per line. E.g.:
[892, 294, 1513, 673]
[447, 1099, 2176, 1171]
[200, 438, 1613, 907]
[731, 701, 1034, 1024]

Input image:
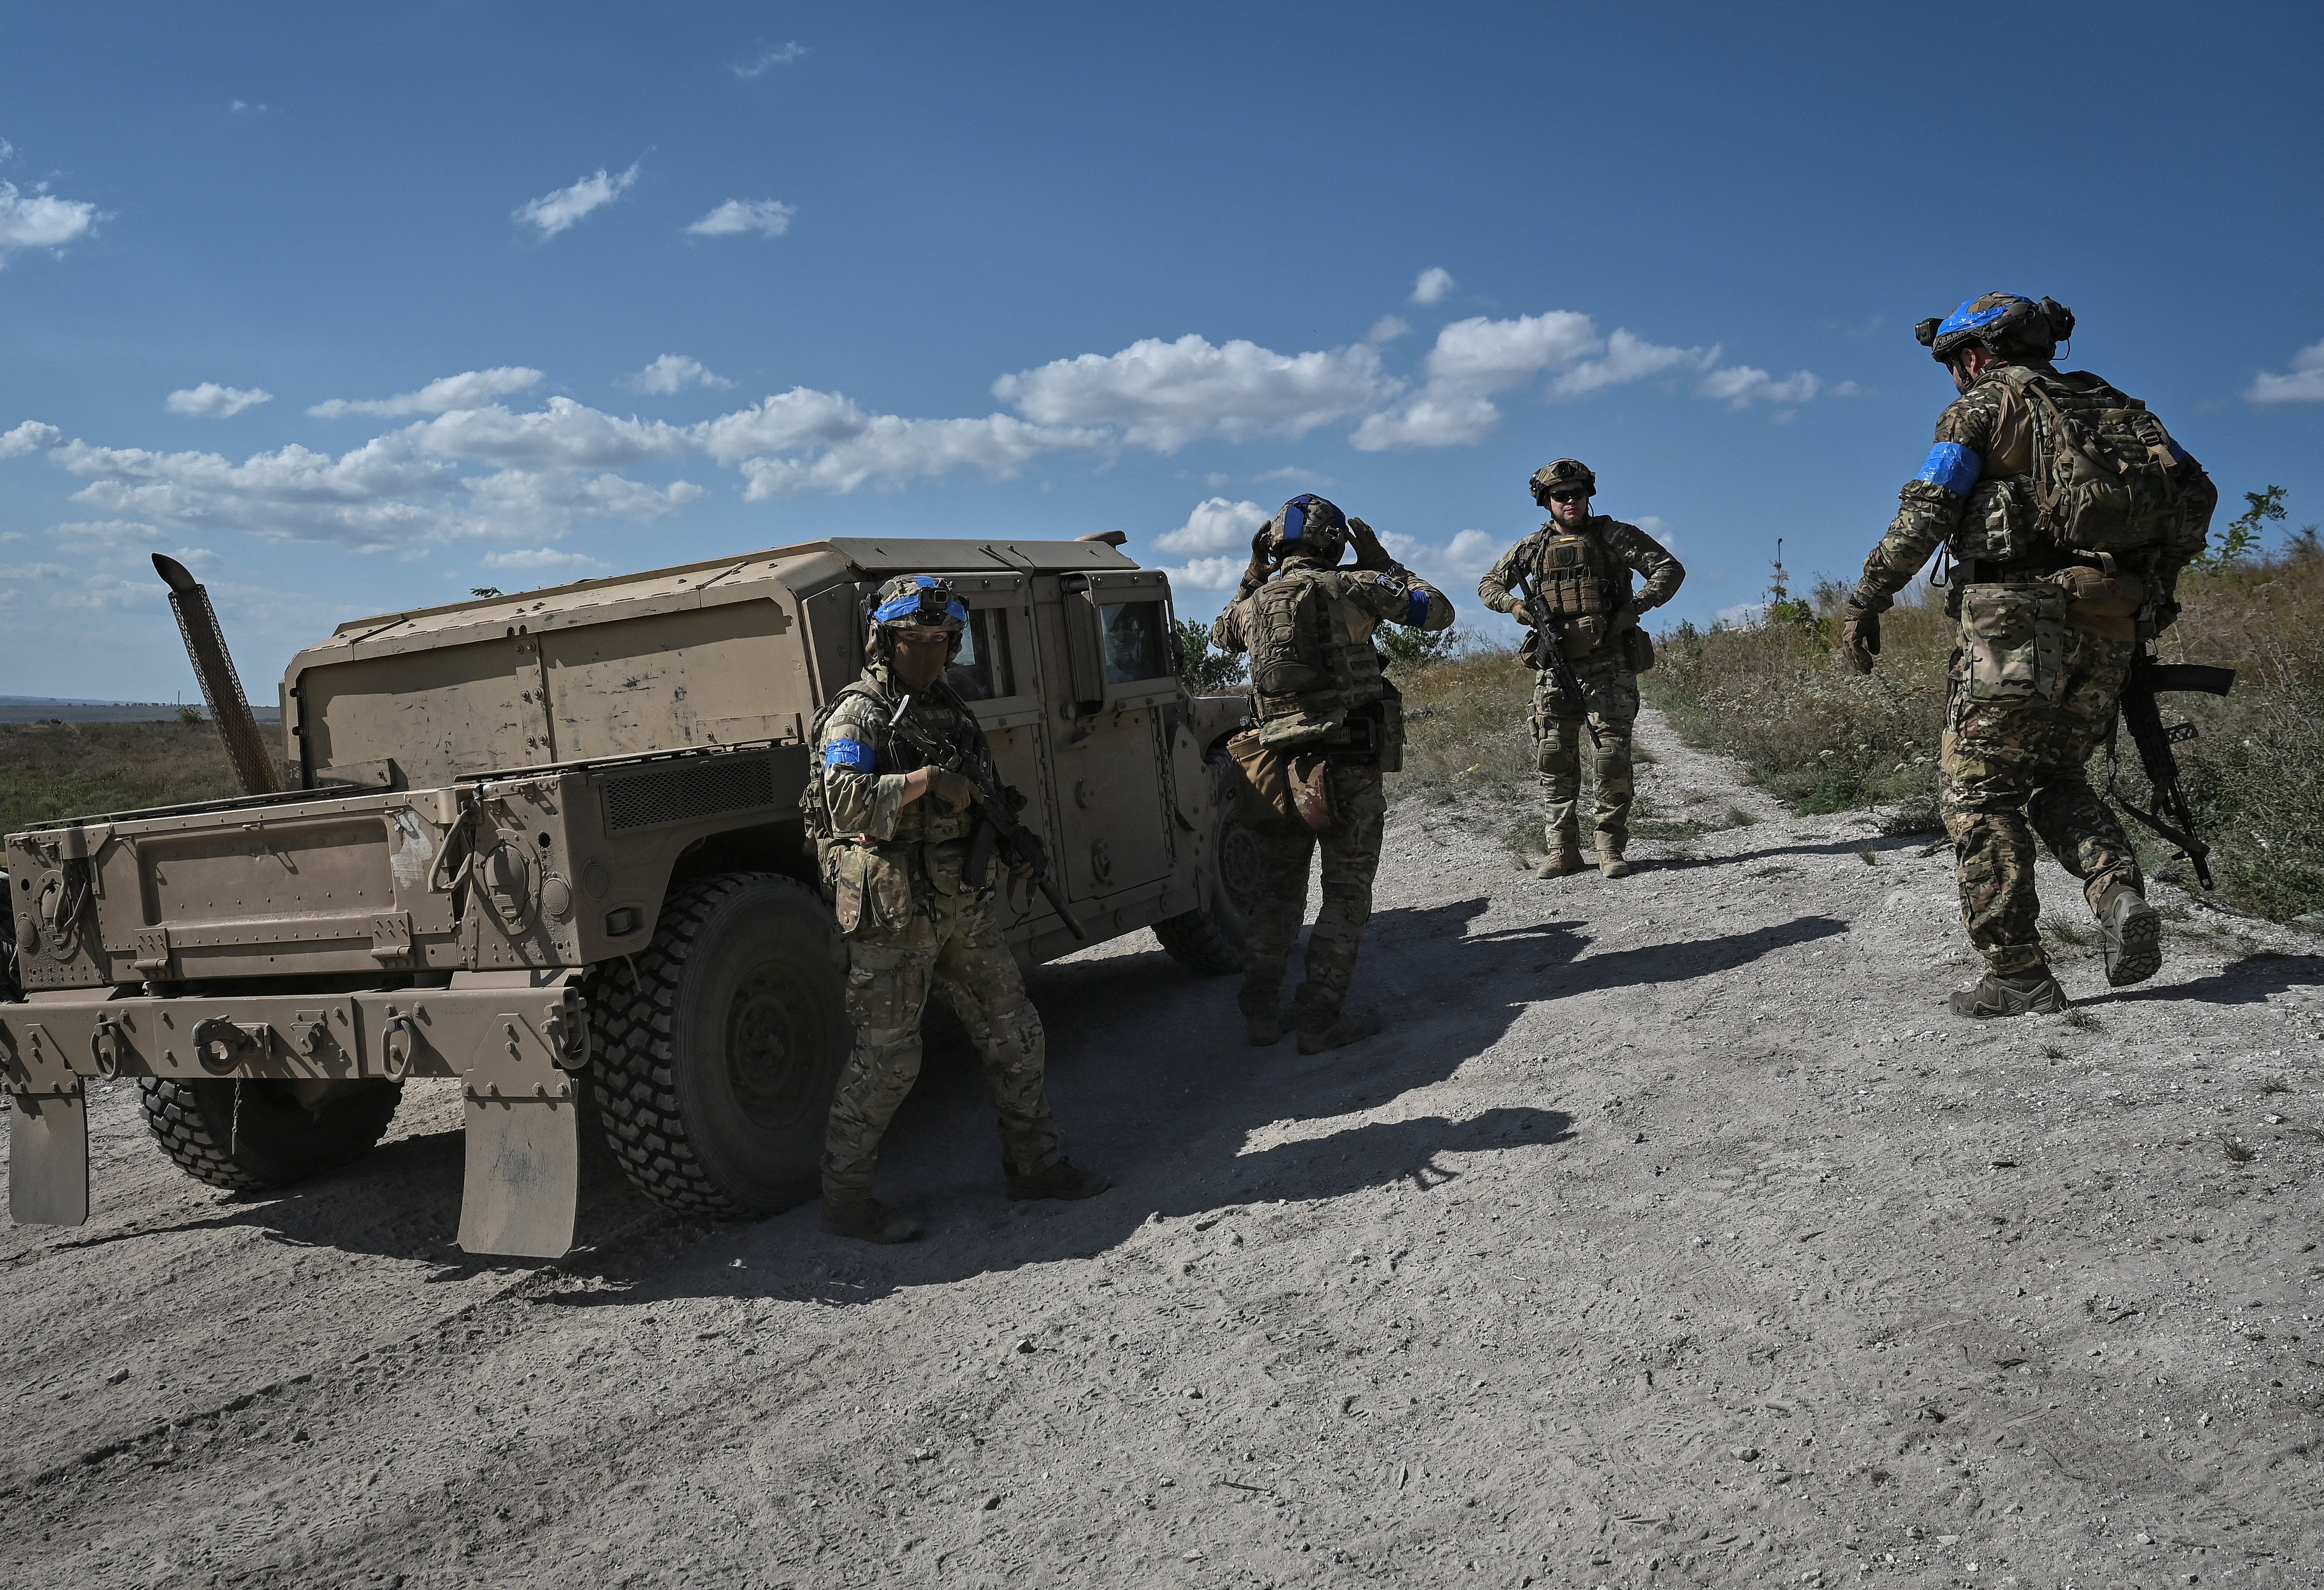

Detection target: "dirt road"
[6, 708, 2321, 1588]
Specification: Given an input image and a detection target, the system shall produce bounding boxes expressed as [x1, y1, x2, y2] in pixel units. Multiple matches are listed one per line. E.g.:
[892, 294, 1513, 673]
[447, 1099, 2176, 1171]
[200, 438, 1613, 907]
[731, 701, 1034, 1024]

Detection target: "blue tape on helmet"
[1935, 294, 2032, 338]
[872, 594, 924, 622]
[824, 738, 874, 772]
[1282, 501, 1305, 541]
[1916, 441, 1983, 495]
[1405, 588, 1431, 627]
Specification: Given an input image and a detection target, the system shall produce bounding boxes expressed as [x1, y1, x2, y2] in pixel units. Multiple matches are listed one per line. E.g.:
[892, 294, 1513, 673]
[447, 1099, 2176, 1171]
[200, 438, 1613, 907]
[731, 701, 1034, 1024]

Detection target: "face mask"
[893, 636, 949, 689]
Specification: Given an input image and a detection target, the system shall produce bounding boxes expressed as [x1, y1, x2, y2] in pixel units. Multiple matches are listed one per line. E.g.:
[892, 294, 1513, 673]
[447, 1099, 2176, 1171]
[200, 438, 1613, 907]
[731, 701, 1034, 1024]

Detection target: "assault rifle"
[2111, 657, 2235, 889]
[1509, 571, 1602, 750]
[888, 695, 1088, 939]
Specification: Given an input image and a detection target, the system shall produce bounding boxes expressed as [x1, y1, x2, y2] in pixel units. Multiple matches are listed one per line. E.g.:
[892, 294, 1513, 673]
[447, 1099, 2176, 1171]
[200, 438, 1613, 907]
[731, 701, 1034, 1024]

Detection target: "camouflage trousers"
[1532, 652, 1641, 852]
[1940, 610, 2142, 978]
[1238, 760, 1387, 1036]
[822, 886, 1061, 1198]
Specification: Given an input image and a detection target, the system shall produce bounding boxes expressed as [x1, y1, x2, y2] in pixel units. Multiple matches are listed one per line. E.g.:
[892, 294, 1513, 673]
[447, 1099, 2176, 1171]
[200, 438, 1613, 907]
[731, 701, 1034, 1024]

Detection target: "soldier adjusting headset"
[1272, 493, 1349, 563]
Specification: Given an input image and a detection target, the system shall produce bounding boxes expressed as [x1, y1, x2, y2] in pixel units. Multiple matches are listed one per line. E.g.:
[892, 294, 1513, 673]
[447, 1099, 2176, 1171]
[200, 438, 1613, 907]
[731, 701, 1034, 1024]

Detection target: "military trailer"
[2, 536, 1255, 1256]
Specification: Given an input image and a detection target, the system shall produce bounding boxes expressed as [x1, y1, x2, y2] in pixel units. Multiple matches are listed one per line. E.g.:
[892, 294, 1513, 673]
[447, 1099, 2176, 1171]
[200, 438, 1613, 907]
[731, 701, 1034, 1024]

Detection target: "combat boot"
[1948, 970, 2069, 1019]
[1596, 840, 1632, 879]
[821, 1194, 922, 1244]
[1245, 1007, 1285, 1046]
[2096, 885, 2162, 987]
[1535, 848, 1585, 879]
[1297, 1009, 1382, 1055]
[1006, 1158, 1112, 1202]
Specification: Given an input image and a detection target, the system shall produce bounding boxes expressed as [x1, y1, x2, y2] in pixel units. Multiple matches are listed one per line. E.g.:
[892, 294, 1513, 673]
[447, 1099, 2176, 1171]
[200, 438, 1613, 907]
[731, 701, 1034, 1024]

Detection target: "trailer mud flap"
[457, 1088, 578, 1259]
[9, 1090, 91, 1227]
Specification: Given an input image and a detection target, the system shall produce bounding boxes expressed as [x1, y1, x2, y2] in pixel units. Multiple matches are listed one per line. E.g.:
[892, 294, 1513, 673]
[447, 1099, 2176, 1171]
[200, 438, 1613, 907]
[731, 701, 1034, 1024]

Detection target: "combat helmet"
[1530, 457, 1597, 507]
[1267, 493, 1349, 565]
[1915, 292, 2076, 365]
[866, 573, 968, 662]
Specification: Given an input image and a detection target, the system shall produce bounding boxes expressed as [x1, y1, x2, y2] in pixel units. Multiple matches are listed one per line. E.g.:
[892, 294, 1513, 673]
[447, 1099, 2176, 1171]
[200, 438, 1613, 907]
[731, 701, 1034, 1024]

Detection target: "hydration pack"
[2004, 366, 2199, 556]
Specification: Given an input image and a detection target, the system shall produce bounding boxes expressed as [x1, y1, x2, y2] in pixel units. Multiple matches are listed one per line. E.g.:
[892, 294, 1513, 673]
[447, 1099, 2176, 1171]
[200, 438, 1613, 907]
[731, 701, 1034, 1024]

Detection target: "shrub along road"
[4, 710, 2320, 1587]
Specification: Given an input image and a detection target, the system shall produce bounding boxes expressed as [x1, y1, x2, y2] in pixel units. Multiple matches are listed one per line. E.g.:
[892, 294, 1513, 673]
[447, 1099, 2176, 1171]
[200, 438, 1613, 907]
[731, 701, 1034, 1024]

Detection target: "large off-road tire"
[1152, 753, 1258, 976]
[136, 1077, 403, 1191]
[589, 872, 851, 1219]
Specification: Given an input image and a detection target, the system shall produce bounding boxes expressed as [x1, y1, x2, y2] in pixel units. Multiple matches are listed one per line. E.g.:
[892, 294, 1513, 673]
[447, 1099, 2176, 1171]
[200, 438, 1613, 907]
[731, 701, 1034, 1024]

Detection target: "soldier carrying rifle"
[1839, 293, 2222, 1018]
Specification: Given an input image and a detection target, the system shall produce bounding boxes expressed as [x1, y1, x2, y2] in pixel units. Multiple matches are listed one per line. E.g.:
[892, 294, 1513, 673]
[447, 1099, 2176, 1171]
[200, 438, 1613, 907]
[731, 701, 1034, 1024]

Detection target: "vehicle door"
[1046, 568, 1180, 907]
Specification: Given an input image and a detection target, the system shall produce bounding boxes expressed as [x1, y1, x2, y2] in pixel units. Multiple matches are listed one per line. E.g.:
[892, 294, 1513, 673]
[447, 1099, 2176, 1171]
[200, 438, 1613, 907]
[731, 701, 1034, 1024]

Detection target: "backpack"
[1245, 569, 1336, 699]
[2006, 366, 2198, 556]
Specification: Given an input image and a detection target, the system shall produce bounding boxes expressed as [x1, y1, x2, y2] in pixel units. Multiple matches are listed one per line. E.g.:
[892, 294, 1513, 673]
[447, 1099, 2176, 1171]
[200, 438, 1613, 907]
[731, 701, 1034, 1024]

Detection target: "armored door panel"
[1052, 709, 1172, 900]
[301, 637, 546, 787]
[540, 599, 805, 759]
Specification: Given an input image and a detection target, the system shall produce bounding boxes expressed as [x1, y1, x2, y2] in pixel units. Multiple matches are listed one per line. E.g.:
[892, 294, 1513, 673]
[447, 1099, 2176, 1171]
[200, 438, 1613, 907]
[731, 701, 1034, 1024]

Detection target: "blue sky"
[4, 2, 2320, 700]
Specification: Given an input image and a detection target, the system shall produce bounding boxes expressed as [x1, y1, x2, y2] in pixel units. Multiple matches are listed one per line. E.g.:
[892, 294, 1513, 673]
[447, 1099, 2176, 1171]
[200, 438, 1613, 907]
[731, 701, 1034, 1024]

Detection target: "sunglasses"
[1547, 488, 1591, 504]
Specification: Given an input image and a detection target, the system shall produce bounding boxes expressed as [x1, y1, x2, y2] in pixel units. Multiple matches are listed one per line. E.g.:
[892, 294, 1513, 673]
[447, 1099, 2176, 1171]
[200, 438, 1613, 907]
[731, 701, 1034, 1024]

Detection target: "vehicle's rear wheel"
[1153, 753, 1257, 976]
[137, 1077, 403, 1191]
[589, 872, 850, 1218]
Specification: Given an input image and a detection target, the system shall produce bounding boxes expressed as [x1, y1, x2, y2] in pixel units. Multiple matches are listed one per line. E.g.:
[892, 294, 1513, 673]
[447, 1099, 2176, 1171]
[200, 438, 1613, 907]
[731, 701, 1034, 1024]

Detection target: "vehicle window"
[1100, 600, 1167, 685]
[946, 608, 1014, 701]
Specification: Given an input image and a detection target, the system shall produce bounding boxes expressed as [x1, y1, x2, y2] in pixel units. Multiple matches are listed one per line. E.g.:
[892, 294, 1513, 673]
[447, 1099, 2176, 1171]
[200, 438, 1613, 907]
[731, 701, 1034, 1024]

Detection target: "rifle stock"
[2112, 656, 2236, 890]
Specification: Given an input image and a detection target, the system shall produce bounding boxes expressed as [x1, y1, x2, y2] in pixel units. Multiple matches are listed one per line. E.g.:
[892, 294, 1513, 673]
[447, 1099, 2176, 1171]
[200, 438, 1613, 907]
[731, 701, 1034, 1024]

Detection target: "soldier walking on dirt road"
[809, 575, 1110, 1243]
[1211, 496, 1454, 1054]
[1838, 293, 2217, 1018]
[1478, 459, 1684, 881]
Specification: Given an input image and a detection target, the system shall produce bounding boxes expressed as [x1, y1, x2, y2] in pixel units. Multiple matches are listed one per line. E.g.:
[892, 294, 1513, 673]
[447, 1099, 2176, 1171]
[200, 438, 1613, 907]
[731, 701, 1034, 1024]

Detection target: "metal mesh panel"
[601, 756, 779, 834]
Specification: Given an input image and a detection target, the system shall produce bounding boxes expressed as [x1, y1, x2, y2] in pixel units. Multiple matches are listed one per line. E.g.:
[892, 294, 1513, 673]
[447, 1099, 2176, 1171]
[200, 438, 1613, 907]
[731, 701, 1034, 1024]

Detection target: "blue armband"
[1914, 441, 1982, 496]
[824, 738, 874, 772]
[1405, 588, 1432, 627]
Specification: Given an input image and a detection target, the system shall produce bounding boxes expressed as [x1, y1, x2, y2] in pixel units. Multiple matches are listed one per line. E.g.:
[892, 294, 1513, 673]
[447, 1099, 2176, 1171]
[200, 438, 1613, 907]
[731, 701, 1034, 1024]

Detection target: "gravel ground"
[5, 707, 2321, 1588]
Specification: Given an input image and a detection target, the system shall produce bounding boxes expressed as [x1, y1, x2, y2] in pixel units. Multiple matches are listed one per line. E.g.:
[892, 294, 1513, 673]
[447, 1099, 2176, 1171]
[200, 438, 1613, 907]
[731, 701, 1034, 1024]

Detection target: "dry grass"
[1385, 647, 1536, 809]
[0, 721, 242, 838]
[1644, 549, 2324, 922]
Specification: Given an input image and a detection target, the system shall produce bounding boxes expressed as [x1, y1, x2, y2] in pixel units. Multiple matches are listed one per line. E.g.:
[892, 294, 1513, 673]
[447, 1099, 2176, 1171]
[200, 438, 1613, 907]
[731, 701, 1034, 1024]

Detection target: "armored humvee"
[1, 536, 1256, 1256]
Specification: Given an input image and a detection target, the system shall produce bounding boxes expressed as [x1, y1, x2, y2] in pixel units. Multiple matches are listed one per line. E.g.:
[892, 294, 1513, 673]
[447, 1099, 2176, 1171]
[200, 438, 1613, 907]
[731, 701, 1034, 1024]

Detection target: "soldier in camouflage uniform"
[1840, 293, 2216, 1018]
[813, 575, 1108, 1242]
[1478, 459, 1685, 879]
[1211, 496, 1454, 1053]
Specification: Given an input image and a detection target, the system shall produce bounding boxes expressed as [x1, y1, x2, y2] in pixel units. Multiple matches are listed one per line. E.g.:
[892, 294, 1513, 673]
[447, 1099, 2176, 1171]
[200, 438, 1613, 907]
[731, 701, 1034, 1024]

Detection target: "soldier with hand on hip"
[1478, 459, 1684, 881]
[1211, 496, 1454, 1054]
[809, 575, 1109, 1244]
[1839, 293, 2215, 1018]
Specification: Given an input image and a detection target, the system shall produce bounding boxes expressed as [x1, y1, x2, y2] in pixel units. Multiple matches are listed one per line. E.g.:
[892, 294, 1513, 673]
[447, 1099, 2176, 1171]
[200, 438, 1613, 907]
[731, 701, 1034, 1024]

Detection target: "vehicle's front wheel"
[590, 872, 851, 1218]
[1153, 753, 1257, 976]
[137, 1077, 403, 1191]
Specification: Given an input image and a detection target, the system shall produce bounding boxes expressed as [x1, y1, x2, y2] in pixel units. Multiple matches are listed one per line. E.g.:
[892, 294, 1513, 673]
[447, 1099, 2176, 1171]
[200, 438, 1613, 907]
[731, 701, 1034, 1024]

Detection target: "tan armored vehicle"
[2, 536, 1254, 1256]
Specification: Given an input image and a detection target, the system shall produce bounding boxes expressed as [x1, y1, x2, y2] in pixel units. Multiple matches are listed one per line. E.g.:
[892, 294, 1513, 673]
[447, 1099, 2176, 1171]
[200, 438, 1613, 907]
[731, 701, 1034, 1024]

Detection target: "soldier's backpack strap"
[802, 679, 889, 842]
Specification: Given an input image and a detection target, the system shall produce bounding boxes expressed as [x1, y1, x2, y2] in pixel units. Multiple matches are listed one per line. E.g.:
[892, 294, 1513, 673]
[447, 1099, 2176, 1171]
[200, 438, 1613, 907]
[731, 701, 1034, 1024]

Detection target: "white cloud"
[480, 547, 614, 574]
[403, 398, 696, 470]
[1410, 267, 1457, 305]
[732, 43, 806, 78]
[1698, 365, 1823, 408]
[1155, 497, 1266, 556]
[513, 164, 639, 239]
[228, 100, 267, 115]
[2248, 339, 2324, 405]
[1348, 384, 1502, 451]
[166, 382, 274, 418]
[1425, 311, 1600, 387]
[0, 181, 99, 260]
[1, 420, 62, 457]
[622, 354, 733, 394]
[1717, 601, 1766, 627]
[1366, 315, 1410, 344]
[1155, 556, 1249, 592]
[52, 518, 167, 549]
[993, 334, 1395, 452]
[698, 388, 1104, 498]
[686, 199, 795, 238]
[309, 367, 545, 419]
[1546, 330, 1715, 399]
